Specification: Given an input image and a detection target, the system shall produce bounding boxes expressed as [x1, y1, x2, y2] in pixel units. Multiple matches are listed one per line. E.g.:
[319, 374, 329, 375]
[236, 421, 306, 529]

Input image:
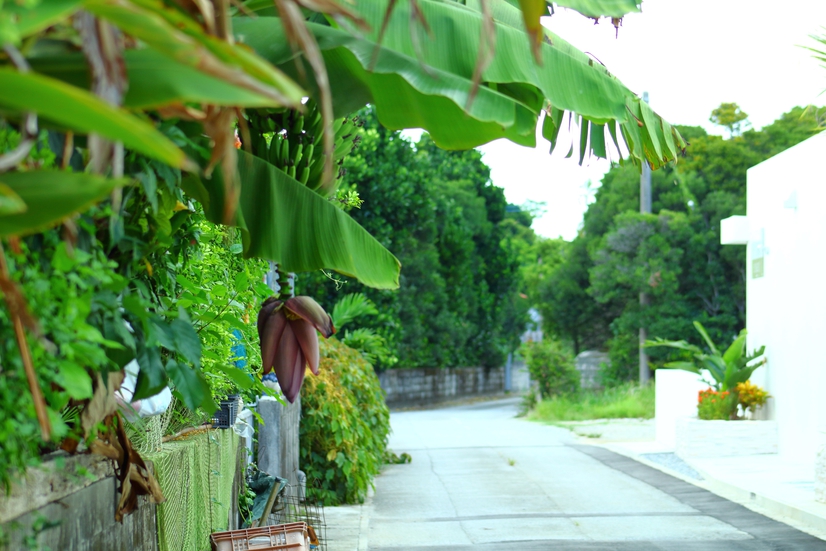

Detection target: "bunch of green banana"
[246, 101, 363, 197]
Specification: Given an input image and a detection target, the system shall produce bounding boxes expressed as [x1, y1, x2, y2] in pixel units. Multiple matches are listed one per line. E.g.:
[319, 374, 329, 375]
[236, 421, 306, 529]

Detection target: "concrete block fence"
[378, 366, 506, 407]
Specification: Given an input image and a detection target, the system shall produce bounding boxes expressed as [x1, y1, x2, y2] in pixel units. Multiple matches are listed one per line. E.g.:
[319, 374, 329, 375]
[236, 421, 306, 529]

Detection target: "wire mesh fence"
[264, 482, 327, 551]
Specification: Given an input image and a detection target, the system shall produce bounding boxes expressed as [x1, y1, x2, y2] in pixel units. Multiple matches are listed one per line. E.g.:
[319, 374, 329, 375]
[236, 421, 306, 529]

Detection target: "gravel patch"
[641, 452, 704, 481]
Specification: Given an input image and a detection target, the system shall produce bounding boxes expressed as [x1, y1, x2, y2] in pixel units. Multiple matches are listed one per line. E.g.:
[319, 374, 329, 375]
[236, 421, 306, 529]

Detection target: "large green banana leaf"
[29, 49, 281, 109]
[551, 0, 640, 18]
[0, 171, 128, 237]
[188, 151, 401, 289]
[235, 0, 683, 167]
[0, 68, 192, 169]
[505, 0, 640, 20]
[83, 0, 304, 106]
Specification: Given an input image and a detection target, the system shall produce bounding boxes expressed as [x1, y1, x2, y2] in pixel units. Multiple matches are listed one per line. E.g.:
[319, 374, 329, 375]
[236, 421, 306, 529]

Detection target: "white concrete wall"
[655, 369, 708, 448]
[745, 131, 826, 460]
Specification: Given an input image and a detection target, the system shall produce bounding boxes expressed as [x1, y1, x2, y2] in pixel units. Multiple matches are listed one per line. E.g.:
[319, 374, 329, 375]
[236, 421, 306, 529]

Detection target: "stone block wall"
[0, 454, 158, 551]
[379, 366, 505, 407]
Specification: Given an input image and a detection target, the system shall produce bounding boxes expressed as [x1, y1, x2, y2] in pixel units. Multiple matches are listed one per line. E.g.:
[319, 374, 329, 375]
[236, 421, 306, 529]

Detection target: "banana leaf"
[0, 68, 192, 169]
[84, 0, 304, 106]
[551, 0, 640, 18]
[234, 0, 684, 167]
[722, 330, 747, 367]
[30, 49, 282, 109]
[0, 171, 128, 237]
[692, 321, 720, 356]
[189, 151, 401, 289]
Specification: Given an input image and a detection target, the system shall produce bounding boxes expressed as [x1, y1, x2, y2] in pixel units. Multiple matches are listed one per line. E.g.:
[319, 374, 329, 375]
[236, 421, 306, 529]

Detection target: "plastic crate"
[212, 395, 240, 429]
[211, 522, 309, 551]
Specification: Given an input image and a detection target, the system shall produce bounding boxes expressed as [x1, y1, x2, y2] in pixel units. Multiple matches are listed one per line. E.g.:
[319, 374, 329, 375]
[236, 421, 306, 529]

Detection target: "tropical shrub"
[521, 340, 579, 399]
[299, 338, 390, 505]
[646, 321, 765, 391]
[331, 293, 397, 367]
[735, 380, 770, 417]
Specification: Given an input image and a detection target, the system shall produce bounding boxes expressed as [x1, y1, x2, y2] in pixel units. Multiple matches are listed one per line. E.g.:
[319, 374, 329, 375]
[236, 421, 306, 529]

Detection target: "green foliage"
[301, 109, 525, 369]
[697, 388, 738, 420]
[533, 105, 822, 384]
[528, 383, 654, 422]
[299, 338, 390, 505]
[331, 293, 378, 330]
[238, 0, 684, 169]
[709, 102, 750, 137]
[176, 220, 272, 404]
[521, 340, 579, 399]
[646, 321, 766, 392]
[331, 292, 397, 367]
[0, 123, 274, 490]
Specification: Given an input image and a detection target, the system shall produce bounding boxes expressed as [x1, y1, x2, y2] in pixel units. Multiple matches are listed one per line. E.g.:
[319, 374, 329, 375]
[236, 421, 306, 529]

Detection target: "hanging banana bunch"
[245, 101, 362, 197]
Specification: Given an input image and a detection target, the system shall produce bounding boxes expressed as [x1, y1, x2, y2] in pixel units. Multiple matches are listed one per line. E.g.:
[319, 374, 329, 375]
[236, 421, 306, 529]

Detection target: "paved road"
[365, 398, 826, 550]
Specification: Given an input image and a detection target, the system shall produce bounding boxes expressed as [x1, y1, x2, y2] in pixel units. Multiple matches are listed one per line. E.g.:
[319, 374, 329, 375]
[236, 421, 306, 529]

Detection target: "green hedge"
[299, 338, 390, 505]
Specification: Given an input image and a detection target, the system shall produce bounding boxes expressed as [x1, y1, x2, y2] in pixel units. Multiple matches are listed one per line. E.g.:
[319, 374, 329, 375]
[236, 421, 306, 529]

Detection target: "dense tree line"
[302, 110, 528, 369]
[530, 105, 823, 383]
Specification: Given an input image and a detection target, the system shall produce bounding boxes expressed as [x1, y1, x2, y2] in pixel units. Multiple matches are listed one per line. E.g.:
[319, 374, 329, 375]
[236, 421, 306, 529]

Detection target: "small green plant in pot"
[646, 321, 765, 392]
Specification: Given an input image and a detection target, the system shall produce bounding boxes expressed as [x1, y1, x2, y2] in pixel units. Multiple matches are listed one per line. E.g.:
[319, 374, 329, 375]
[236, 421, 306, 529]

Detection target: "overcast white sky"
[476, 0, 826, 239]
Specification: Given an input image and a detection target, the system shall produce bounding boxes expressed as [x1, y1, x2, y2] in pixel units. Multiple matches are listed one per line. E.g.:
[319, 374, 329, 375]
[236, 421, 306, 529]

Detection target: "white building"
[720, 129, 826, 462]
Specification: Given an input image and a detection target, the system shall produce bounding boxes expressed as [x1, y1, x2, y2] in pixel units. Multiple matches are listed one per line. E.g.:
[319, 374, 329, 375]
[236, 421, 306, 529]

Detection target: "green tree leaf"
[56, 362, 93, 400]
[165, 360, 211, 411]
[134, 344, 168, 400]
[212, 363, 254, 391]
[170, 317, 202, 369]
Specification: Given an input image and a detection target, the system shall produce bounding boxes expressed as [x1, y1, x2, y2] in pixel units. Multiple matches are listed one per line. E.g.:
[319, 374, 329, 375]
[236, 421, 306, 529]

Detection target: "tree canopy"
[302, 109, 526, 369]
[531, 105, 822, 383]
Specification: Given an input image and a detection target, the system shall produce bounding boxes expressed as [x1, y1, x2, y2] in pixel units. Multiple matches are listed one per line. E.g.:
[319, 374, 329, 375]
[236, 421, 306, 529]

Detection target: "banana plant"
[645, 322, 766, 392]
[234, 0, 684, 169]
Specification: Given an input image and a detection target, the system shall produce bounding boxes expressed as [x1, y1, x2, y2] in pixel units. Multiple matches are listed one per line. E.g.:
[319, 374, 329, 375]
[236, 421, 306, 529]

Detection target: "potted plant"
[646, 322, 776, 458]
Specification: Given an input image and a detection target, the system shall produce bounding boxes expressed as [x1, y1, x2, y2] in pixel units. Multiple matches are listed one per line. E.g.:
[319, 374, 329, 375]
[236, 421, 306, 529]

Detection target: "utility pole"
[639, 91, 651, 385]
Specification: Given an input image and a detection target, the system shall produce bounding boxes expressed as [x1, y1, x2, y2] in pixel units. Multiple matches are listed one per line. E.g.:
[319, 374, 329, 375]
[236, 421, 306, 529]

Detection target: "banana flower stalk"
[257, 296, 335, 402]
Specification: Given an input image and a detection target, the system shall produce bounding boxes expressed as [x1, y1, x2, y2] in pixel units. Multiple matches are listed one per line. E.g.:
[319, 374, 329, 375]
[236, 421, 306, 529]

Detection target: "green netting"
[145, 427, 240, 551]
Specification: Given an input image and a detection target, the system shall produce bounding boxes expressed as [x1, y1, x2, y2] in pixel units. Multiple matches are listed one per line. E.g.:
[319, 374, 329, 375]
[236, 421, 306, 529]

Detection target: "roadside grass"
[527, 383, 654, 422]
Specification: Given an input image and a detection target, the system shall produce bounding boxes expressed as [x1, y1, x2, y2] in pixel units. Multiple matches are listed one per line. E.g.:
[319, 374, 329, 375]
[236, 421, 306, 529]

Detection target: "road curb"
[357, 485, 374, 551]
[594, 442, 826, 541]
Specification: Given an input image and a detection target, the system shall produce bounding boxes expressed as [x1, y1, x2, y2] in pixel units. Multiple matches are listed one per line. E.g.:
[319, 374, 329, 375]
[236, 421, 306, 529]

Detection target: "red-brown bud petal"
[291, 319, 320, 376]
[258, 297, 282, 342]
[285, 350, 306, 404]
[273, 323, 299, 397]
[285, 296, 334, 338]
[260, 309, 287, 375]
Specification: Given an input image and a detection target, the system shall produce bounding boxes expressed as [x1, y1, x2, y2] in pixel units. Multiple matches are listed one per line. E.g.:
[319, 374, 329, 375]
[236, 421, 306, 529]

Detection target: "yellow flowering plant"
[735, 381, 770, 417]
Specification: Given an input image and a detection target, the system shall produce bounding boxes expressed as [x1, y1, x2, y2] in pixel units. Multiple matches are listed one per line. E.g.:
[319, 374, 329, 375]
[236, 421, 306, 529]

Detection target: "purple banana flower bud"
[258, 295, 335, 403]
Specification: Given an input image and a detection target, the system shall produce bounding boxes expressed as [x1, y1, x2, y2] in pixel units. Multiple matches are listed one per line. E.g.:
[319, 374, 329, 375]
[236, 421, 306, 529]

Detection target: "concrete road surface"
[365, 397, 825, 550]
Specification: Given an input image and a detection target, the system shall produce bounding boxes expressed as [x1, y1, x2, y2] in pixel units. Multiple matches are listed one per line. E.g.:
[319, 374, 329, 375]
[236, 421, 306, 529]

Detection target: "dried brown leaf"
[156, 104, 208, 121]
[370, 0, 434, 78]
[203, 107, 240, 225]
[294, 0, 368, 30]
[170, 0, 217, 35]
[467, 0, 495, 109]
[75, 11, 128, 176]
[81, 370, 125, 438]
